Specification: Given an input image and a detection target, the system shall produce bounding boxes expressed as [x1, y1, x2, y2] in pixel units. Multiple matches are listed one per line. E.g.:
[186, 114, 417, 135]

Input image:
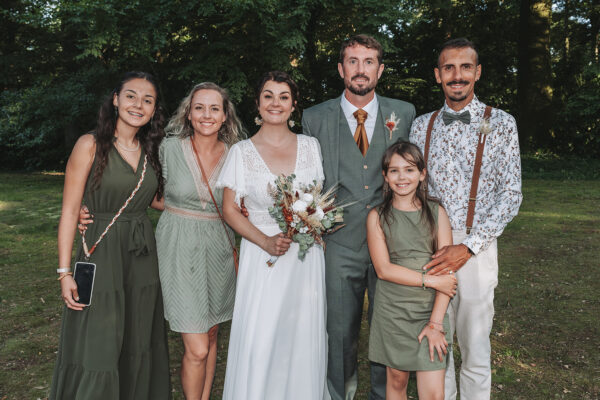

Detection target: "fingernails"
[75, 297, 79, 301]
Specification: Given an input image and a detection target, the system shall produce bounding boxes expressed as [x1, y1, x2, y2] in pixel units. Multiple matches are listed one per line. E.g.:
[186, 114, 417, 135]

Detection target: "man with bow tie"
[410, 38, 522, 400]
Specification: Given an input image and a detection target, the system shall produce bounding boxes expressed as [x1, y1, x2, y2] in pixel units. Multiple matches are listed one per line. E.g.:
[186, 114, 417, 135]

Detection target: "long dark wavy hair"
[90, 71, 165, 198]
[378, 141, 439, 251]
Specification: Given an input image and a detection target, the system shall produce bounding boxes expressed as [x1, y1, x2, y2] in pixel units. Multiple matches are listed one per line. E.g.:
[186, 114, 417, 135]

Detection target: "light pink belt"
[164, 205, 220, 220]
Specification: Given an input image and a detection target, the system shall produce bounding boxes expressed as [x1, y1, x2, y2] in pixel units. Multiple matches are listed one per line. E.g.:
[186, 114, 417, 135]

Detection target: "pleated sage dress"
[155, 136, 236, 333]
[50, 146, 170, 400]
[368, 201, 452, 371]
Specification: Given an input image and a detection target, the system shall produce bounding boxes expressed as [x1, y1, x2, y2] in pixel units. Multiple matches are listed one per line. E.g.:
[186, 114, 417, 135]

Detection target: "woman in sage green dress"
[156, 82, 243, 399]
[52, 72, 170, 399]
[366, 142, 457, 400]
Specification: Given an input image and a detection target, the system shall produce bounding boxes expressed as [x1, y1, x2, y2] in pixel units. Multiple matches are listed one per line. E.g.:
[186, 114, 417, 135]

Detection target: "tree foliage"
[1, 0, 598, 169]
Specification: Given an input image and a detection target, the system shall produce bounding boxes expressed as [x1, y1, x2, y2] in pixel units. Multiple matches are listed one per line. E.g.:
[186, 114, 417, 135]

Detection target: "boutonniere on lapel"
[478, 117, 493, 143]
[385, 112, 400, 140]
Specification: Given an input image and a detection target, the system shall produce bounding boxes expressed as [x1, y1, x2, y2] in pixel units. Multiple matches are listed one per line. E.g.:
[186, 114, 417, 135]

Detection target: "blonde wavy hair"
[165, 82, 245, 145]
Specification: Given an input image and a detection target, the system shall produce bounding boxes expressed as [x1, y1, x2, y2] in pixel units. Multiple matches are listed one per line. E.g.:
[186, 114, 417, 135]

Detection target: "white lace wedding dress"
[217, 134, 329, 400]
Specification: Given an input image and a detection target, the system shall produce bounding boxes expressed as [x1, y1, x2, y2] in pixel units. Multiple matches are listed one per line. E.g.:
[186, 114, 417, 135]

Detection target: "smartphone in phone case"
[73, 261, 96, 306]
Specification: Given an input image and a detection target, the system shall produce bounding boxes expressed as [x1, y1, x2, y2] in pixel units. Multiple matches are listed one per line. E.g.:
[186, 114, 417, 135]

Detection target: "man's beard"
[447, 93, 469, 102]
[445, 80, 470, 102]
[346, 75, 377, 96]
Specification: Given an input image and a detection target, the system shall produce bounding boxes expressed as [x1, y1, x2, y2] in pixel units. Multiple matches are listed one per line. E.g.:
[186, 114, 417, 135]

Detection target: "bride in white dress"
[217, 71, 329, 400]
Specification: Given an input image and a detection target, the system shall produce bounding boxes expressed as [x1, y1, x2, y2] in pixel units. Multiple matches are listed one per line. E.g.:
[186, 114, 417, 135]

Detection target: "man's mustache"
[446, 80, 470, 86]
[351, 74, 370, 82]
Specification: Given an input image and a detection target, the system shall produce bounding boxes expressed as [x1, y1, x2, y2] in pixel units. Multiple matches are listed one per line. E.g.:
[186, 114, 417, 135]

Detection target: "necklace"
[115, 139, 140, 152]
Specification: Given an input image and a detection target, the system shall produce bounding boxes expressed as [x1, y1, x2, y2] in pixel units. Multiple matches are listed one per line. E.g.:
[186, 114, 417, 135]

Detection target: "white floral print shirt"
[409, 96, 522, 254]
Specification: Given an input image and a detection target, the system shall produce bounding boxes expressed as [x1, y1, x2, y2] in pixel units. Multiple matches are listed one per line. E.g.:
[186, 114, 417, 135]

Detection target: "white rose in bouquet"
[315, 207, 325, 220]
[292, 200, 308, 213]
[301, 193, 314, 203]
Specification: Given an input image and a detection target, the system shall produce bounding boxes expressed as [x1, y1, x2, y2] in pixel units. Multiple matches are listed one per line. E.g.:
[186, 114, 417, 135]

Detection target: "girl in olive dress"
[52, 72, 170, 399]
[366, 142, 457, 400]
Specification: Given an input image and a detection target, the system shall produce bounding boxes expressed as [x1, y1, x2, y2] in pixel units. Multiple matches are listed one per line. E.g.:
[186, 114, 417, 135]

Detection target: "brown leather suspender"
[423, 105, 493, 235]
[423, 110, 440, 167]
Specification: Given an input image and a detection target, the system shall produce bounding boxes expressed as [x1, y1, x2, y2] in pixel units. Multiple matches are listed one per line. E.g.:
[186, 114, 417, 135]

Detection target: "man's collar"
[442, 95, 481, 114]
[340, 91, 379, 118]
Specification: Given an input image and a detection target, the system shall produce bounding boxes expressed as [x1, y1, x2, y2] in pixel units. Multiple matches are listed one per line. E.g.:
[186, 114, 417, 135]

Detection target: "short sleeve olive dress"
[50, 147, 170, 399]
[368, 201, 452, 371]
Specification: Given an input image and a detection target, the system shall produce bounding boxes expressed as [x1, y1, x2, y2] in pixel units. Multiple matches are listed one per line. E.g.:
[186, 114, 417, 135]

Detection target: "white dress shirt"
[410, 96, 522, 254]
[340, 91, 379, 143]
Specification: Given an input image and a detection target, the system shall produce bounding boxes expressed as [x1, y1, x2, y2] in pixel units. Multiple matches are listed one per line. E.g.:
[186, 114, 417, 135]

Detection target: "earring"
[114, 106, 118, 116]
[288, 119, 295, 128]
[254, 116, 263, 126]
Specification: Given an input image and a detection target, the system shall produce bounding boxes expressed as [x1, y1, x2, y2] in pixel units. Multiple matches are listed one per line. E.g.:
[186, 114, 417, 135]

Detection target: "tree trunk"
[590, 2, 600, 64]
[517, 0, 553, 149]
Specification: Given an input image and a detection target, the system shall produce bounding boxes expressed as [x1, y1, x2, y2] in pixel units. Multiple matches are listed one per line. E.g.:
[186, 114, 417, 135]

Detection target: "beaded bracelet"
[56, 267, 71, 274]
[421, 271, 426, 290]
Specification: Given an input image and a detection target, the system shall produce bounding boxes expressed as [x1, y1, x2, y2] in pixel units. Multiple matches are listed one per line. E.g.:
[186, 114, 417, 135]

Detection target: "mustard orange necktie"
[353, 109, 368, 156]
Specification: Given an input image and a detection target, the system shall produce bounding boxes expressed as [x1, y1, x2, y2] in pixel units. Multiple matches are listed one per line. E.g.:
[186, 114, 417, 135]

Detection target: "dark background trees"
[1, 0, 598, 170]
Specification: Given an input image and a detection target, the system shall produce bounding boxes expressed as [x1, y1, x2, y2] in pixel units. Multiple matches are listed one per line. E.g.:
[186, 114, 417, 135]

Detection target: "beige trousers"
[445, 230, 498, 400]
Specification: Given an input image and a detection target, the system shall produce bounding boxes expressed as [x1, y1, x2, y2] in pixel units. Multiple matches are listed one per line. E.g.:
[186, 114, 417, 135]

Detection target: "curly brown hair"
[91, 71, 165, 199]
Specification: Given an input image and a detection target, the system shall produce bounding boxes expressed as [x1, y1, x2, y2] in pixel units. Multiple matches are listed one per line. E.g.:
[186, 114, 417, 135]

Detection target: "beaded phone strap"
[81, 155, 148, 259]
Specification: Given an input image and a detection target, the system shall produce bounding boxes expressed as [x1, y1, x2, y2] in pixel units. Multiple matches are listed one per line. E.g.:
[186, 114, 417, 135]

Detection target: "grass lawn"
[0, 168, 598, 399]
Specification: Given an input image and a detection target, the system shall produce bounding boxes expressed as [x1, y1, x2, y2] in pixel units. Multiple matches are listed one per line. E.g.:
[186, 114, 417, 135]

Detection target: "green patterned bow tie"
[442, 110, 471, 125]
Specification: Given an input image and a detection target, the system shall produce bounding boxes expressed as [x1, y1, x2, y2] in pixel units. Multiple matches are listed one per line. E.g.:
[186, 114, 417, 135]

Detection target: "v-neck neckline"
[113, 144, 143, 174]
[188, 137, 227, 183]
[248, 135, 299, 177]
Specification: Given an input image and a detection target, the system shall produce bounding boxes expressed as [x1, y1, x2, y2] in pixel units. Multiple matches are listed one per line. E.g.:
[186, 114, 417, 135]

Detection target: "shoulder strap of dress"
[466, 105, 492, 234]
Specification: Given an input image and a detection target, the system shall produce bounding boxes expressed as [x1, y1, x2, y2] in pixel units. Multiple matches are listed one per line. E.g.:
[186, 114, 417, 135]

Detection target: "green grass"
[1, 171, 598, 399]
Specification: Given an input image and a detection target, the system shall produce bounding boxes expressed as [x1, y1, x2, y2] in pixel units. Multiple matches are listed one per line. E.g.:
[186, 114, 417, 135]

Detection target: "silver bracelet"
[56, 267, 71, 274]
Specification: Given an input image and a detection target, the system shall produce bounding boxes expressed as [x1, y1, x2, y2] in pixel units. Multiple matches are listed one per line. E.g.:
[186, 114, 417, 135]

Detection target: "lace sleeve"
[215, 143, 246, 206]
[310, 136, 325, 183]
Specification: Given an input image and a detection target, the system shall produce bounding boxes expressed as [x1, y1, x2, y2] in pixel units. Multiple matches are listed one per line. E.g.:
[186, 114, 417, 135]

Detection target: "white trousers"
[445, 230, 498, 400]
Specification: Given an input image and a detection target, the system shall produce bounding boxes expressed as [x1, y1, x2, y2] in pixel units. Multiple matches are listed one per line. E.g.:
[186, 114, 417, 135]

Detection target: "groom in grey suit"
[302, 35, 416, 400]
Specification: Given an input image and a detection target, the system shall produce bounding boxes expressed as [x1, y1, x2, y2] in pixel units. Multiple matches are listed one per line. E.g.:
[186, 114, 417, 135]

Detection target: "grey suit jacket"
[302, 95, 415, 190]
[302, 94, 416, 248]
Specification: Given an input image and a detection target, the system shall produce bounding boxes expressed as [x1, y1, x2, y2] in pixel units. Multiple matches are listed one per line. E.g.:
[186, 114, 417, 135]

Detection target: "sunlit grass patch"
[0, 171, 598, 399]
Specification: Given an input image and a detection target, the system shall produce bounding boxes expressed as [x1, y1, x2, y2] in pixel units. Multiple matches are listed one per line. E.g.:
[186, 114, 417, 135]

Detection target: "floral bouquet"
[266, 174, 346, 266]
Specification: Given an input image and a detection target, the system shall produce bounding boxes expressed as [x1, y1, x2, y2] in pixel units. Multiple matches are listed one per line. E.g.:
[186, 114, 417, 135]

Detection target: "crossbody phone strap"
[423, 105, 493, 234]
[82, 155, 148, 259]
[190, 138, 239, 275]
